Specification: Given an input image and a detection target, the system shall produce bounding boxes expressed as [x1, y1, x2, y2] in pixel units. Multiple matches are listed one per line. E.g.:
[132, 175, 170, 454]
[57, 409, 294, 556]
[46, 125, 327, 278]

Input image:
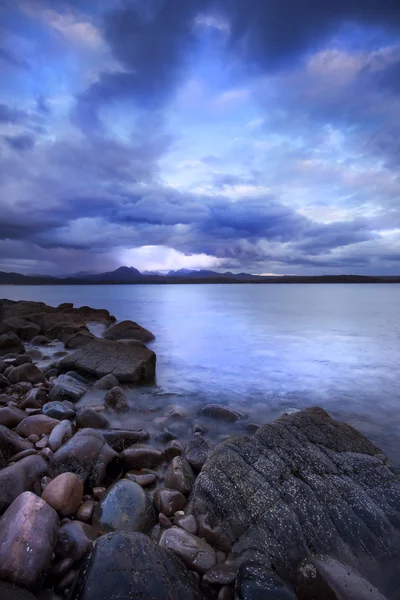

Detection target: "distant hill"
[0, 267, 399, 285]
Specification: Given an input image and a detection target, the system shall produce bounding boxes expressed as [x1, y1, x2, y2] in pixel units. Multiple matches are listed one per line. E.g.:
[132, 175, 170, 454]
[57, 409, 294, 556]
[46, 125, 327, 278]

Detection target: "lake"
[1, 283, 400, 464]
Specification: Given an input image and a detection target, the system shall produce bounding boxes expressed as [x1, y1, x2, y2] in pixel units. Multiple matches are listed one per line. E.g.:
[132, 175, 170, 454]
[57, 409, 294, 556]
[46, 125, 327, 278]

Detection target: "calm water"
[1, 284, 400, 463]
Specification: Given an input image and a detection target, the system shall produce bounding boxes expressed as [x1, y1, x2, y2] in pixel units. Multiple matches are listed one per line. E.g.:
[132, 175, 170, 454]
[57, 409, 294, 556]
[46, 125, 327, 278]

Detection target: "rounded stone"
[164, 456, 195, 495]
[154, 488, 187, 517]
[41, 472, 84, 517]
[159, 526, 217, 574]
[121, 445, 165, 471]
[199, 404, 243, 422]
[104, 386, 129, 412]
[15, 415, 60, 438]
[92, 479, 156, 534]
[76, 407, 109, 430]
[42, 401, 75, 421]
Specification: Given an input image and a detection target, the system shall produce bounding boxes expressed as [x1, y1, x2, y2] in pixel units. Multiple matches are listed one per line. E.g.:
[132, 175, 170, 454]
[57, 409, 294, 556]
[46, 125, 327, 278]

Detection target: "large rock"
[189, 407, 400, 599]
[93, 479, 156, 534]
[0, 318, 41, 341]
[42, 472, 84, 517]
[15, 414, 60, 437]
[0, 332, 25, 356]
[8, 363, 45, 385]
[104, 320, 155, 343]
[65, 330, 95, 349]
[235, 563, 297, 600]
[49, 374, 88, 403]
[0, 455, 47, 514]
[58, 338, 156, 384]
[70, 531, 203, 600]
[51, 428, 122, 488]
[0, 492, 59, 590]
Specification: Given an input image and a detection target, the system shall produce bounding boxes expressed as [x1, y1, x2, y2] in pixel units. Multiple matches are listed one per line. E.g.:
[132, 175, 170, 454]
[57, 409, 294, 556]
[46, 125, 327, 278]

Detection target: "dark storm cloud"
[4, 134, 35, 152]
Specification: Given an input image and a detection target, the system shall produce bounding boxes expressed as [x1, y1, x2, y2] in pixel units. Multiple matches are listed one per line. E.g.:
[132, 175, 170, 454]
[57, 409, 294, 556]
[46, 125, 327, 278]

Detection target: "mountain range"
[0, 266, 399, 285]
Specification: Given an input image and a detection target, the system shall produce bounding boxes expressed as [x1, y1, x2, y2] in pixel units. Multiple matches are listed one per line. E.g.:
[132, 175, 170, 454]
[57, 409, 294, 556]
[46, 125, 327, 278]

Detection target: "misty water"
[2, 283, 400, 465]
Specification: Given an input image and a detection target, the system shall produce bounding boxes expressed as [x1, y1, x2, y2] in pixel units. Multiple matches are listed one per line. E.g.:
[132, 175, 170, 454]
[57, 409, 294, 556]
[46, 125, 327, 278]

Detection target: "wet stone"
[174, 513, 198, 535]
[8, 363, 46, 385]
[76, 407, 109, 430]
[154, 488, 187, 517]
[121, 444, 165, 470]
[124, 471, 157, 487]
[56, 521, 97, 562]
[235, 564, 297, 600]
[0, 406, 28, 428]
[76, 500, 95, 523]
[42, 472, 84, 517]
[48, 419, 73, 452]
[49, 375, 88, 404]
[199, 404, 243, 422]
[93, 374, 119, 390]
[185, 433, 210, 472]
[164, 439, 184, 460]
[159, 526, 217, 574]
[42, 401, 75, 420]
[203, 563, 238, 586]
[164, 456, 195, 496]
[16, 414, 60, 438]
[98, 428, 150, 451]
[104, 386, 129, 412]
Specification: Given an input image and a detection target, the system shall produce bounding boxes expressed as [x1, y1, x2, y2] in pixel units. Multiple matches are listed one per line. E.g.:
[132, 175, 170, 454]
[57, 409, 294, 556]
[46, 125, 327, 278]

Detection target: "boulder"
[8, 363, 45, 385]
[104, 386, 129, 412]
[64, 330, 95, 349]
[43, 400, 76, 420]
[0, 424, 33, 459]
[185, 433, 210, 472]
[154, 488, 187, 517]
[51, 428, 122, 488]
[70, 532, 203, 600]
[16, 414, 60, 437]
[0, 492, 59, 590]
[103, 320, 155, 343]
[159, 526, 217, 574]
[0, 406, 28, 428]
[42, 472, 84, 517]
[0, 318, 40, 342]
[0, 455, 48, 513]
[76, 407, 110, 430]
[56, 521, 97, 562]
[93, 479, 156, 534]
[58, 338, 156, 384]
[0, 332, 25, 356]
[93, 373, 119, 389]
[121, 444, 165, 470]
[48, 419, 73, 452]
[165, 456, 195, 496]
[49, 374, 88, 403]
[189, 407, 400, 598]
[97, 428, 149, 451]
[199, 404, 243, 422]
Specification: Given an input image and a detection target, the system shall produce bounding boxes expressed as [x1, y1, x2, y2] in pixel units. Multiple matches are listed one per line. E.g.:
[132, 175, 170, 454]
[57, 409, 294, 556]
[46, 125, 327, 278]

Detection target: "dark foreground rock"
[58, 338, 156, 383]
[103, 319, 155, 343]
[189, 407, 400, 600]
[0, 582, 37, 600]
[49, 374, 88, 403]
[70, 531, 203, 600]
[0, 492, 59, 591]
[0, 455, 48, 513]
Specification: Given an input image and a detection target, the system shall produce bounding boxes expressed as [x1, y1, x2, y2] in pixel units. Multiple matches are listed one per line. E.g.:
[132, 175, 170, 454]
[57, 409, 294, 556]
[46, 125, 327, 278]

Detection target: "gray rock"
[43, 400, 76, 420]
[0, 406, 28, 428]
[49, 374, 88, 403]
[8, 363, 45, 385]
[235, 563, 297, 600]
[199, 403, 243, 422]
[97, 428, 149, 451]
[0, 318, 40, 342]
[0, 455, 48, 514]
[93, 373, 119, 389]
[104, 386, 128, 412]
[70, 532, 203, 600]
[190, 407, 400, 598]
[93, 479, 156, 533]
[58, 338, 156, 384]
[19, 387, 47, 409]
[0, 492, 59, 591]
[103, 320, 155, 343]
[64, 330, 94, 349]
[51, 428, 122, 487]
[48, 419, 73, 452]
[5, 354, 32, 367]
[185, 433, 210, 472]
[159, 526, 217, 574]
[65, 370, 90, 384]
[165, 456, 195, 495]
[76, 407, 110, 429]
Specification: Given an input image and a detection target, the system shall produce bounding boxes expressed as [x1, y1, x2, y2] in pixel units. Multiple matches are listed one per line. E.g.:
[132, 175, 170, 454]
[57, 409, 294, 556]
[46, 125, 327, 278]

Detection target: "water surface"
[2, 284, 400, 463]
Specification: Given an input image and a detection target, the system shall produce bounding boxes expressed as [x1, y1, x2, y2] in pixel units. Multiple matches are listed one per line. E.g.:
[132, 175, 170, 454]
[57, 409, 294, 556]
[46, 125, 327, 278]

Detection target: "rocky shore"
[0, 299, 399, 600]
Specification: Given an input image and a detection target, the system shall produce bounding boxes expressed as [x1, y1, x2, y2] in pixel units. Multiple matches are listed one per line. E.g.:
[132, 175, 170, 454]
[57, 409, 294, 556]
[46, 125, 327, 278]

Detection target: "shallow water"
[1, 283, 400, 464]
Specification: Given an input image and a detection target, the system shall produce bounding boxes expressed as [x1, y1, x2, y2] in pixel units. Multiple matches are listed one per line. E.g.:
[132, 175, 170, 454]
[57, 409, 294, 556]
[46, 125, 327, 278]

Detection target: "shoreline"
[0, 299, 399, 599]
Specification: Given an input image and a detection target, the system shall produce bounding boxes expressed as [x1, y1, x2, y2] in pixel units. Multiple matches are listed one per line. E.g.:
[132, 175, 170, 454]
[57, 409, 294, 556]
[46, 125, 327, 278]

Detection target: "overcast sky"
[1, 0, 400, 275]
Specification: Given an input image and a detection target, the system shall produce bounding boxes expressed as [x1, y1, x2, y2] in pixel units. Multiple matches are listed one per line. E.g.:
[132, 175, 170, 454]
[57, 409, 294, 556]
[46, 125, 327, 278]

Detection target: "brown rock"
[55, 520, 97, 561]
[154, 488, 187, 517]
[124, 471, 157, 487]
[165, 439, 184, 460]
[159, 526, 217, 574]
[16, 414, 60, 437]
[50, 557, 74, 580]
[164, 456, 195, 495]
[76, 500, 94, 523]
[121, 444, 165, 470]
[0, 491, 59, 590]
[92, 487, 106, 501]
[174, 513, 198, 535]
[42, 472, 84, 517]
[8, 363, 46, 385]
[0, 406, 28, 428]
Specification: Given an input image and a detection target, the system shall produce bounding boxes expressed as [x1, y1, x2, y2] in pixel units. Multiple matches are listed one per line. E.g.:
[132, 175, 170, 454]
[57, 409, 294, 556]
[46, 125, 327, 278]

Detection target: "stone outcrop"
[58, 338, 156, 383]
[189, 407, 400, 599]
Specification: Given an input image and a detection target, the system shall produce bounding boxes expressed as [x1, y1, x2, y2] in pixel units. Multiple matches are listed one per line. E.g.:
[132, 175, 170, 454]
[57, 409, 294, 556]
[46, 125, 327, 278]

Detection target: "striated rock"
[93, 373, 119, 390]
[154, 488, 187, 517]
[49, 374, 88, 403]
[43, 401, 75, 420]
[165, 456, 195, 496]
[48, 419, 73, 452]
[41, 472, 83, 517]
[185, 433, 210, 472]
[93, 479, 156, 534]
[8, 363, 45, 385]
[0, 454, 48, 513]
[199, 404, 243, 422]
[103, 320, 155, 343]
[64, 330, 94, 349]
[0, 582, 38, 600]
[16, 414, 60, 437]
[235, 564, 296, 600]
[51, 428, 122, 488]
[0, 492, 59, 591]
[190, 407, 400, 598]
[0, 405, 28, 428]
[104, 386, 128, 412]
[76, 407, 109, 430]
[159, 526, 217, 574]
[56, 521, 97, 562]
[0, 424, 33, 458]
[121, 444, 165, 470]
[58, 338, 156, 384]
[98, 428, 149, 451]
[0, 332, 25, 356]
[70, 531, 203, 600]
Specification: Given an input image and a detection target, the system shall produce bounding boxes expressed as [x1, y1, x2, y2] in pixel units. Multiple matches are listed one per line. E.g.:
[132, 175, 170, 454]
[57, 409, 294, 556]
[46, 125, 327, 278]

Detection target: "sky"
[1, 0, 400, 276]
